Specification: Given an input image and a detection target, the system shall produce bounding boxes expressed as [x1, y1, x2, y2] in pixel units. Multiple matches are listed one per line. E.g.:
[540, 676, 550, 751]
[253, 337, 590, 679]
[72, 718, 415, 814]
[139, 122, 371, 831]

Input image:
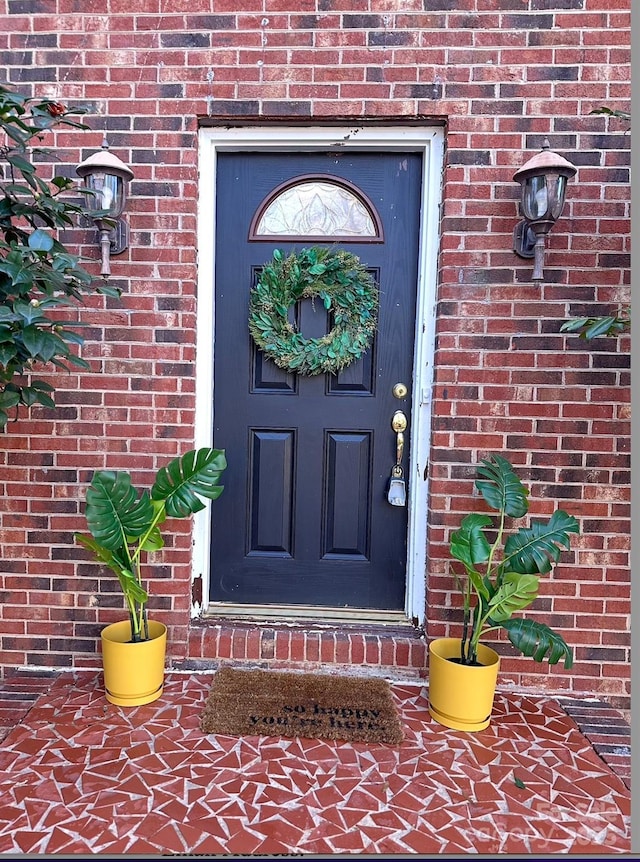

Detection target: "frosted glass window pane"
[255, 181, 377, 237]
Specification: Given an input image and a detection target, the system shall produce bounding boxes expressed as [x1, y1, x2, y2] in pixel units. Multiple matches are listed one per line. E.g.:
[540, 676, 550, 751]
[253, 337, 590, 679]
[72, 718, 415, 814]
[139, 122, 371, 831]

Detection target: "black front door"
[210, 151, 422, 611]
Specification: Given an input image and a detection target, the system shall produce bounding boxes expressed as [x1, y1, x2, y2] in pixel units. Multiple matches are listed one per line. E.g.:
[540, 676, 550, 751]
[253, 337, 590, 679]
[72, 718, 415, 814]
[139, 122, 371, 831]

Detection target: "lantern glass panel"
[84, 171, 125, 218]
[522, 175, 548, 221]
[549, 174, 568, 221]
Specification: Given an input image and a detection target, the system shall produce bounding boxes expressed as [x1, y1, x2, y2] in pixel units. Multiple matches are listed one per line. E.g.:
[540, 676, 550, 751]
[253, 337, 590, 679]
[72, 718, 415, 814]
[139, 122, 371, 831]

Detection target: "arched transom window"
[249, 174, 383, 242]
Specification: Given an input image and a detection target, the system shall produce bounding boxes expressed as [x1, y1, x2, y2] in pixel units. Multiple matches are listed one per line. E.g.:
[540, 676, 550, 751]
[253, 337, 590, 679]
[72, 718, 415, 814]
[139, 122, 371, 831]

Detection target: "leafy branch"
[560, 106, 630, 340]
[560, 307, 630, 340]
[0, 84, 119, 430]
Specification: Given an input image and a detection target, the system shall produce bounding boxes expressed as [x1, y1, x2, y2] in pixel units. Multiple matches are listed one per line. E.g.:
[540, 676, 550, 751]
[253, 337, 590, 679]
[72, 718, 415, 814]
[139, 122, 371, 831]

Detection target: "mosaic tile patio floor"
[0, 670, 631, 855]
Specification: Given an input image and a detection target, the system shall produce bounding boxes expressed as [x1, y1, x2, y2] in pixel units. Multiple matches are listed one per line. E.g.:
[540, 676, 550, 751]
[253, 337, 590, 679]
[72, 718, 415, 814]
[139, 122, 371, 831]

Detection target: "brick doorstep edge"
[557, 696, 632, 790]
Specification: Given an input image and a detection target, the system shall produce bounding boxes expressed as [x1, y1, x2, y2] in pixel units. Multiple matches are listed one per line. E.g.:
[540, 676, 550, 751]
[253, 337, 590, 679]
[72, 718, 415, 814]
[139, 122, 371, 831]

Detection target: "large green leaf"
[0, 343, 17, 369]
[137, 518, 164, 553]
[76, 533, 148, 613]
[0, 252, 34, 286]
[151, 447, 227, 518]
[475, 454, 529, 518]
[75, 533, 119, 575]
[7, 152, 36, 176]
[0, 388, 19, 409]
[13, 301, 47, 324]
[28, 228, 54, 251]
[76, 532, 125, 573]
[115, 566, 148, 605]
[76, 532, 114, 563]
[497, 617, 573, 668]
[20, 327, 60, 361]
[19, 384, 55, 408]
[449, 513, 492, 601]
[589, 106, 631, 120]
[84, 471, 155, 551]
[450, 512, 492, 570]
[560, 315, 627, 339]
[503, 509, 579, 575]
[487, 572, 539, 621]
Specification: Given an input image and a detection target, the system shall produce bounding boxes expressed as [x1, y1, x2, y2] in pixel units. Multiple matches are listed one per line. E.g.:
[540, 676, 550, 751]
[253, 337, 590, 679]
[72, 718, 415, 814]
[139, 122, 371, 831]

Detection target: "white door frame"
[192, 125, 444, 626]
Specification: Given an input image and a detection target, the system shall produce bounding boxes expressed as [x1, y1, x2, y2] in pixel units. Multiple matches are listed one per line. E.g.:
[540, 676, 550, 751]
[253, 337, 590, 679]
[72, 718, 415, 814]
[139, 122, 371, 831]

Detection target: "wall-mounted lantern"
[512, 139, 576, 282]
[76, 138, 134, 277]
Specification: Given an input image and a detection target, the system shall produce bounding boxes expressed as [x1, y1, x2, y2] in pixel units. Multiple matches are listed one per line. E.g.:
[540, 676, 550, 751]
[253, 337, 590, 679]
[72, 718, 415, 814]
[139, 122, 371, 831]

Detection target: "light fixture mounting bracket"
[109, 218, 129, 255]
[513, 220, 537, 259]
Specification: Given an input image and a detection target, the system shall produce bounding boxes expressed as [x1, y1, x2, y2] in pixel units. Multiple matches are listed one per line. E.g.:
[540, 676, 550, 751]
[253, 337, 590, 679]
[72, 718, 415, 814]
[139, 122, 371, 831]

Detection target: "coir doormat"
[200, 667, 405, 745]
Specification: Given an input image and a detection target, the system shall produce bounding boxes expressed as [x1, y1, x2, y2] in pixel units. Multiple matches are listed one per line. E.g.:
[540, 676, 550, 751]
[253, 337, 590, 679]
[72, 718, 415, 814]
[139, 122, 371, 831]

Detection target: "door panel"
[210, 151, 422, 610]
[248, 429, 295, 555]
[323, 431, 371, 558]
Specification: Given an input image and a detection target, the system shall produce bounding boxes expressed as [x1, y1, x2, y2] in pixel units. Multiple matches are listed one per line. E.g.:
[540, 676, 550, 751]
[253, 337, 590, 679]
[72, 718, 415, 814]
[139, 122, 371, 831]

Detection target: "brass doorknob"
[391, 410, 407, 432]
[392, 383, 408, 399]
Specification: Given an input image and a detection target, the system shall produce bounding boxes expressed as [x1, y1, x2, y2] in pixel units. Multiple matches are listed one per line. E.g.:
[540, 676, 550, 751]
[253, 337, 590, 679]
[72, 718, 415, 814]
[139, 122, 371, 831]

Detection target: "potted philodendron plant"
[428, 454, 579, 731]
[76, 447, 227, 706]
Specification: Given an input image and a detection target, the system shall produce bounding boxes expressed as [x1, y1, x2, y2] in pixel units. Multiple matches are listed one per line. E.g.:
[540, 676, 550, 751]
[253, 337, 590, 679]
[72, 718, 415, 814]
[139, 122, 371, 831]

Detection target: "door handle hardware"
[396, 430, 404, 467]
[391, 410, 407, 467]
[391, 410, 407, 433]
[388, 411, 408, 507]
[387, 472, 406, 507]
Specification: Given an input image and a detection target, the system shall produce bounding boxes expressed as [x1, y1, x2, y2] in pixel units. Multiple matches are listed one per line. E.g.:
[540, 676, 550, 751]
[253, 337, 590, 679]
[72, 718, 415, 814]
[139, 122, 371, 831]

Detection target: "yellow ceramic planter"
[427, 637, 500, 731]
[100, 620, 167, 706]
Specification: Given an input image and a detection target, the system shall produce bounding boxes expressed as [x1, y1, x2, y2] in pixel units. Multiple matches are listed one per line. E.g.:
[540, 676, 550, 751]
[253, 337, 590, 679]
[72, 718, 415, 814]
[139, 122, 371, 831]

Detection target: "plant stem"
[484, 507, 505, 580]
[126, 502, 167, 641]
[469, 607, 479, 663]
[469, 506, 507, 659]
[126, 594, 141, 641]
[461, 576, 473, 662]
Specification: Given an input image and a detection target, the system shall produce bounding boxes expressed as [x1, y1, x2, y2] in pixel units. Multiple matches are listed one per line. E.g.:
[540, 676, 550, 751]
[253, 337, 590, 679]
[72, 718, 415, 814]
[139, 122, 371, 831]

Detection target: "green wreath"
[248, 247, 379, 376]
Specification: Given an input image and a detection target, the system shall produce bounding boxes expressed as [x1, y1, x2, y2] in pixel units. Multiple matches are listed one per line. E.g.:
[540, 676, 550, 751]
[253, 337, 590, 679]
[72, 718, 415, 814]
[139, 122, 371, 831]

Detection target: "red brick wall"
[0, 0, 630, 707]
